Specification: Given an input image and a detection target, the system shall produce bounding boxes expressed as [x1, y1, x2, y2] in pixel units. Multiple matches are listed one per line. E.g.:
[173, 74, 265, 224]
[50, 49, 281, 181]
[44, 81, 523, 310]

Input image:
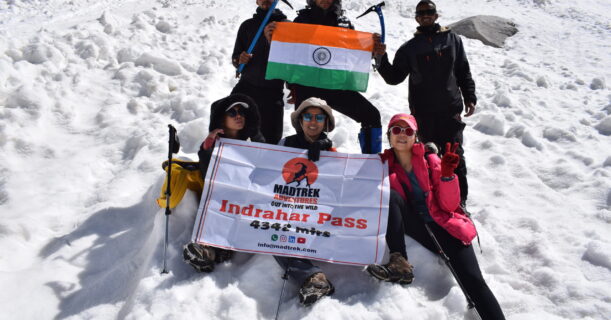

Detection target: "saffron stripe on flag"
[266, 62, 369, 92]
[272, 22, 373, 51]
[268, 41, 372, 73]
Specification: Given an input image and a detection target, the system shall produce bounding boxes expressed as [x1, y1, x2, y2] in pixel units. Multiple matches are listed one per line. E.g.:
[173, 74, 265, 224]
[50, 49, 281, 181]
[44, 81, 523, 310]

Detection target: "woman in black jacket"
[183, 93, 265, 273]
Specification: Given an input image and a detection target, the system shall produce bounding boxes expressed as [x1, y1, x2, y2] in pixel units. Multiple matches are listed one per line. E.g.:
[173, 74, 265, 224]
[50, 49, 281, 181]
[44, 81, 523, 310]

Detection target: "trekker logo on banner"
[191, 138, 390, 266]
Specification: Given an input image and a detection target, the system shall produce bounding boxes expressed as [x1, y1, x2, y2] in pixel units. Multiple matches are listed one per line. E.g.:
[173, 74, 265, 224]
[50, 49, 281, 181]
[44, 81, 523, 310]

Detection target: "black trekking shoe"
[366, 252, 414, 285]
[214, 248, 234, 263]
[183, 243, 216, 273]
[299, 272, 334, 306]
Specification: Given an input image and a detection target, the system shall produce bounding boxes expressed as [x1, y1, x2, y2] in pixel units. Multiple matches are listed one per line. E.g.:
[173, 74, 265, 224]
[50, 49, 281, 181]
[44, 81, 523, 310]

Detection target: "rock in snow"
[448, 15, 518, 48]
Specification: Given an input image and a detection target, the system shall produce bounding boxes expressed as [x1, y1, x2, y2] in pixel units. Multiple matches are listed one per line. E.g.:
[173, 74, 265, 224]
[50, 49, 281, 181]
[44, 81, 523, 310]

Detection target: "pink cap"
[388, 113, 418, 131]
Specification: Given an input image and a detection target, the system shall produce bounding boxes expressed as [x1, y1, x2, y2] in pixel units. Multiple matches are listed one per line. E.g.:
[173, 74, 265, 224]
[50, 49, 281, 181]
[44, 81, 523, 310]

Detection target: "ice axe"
[236, 0, 293, 77]
[357, 1, 386, 43]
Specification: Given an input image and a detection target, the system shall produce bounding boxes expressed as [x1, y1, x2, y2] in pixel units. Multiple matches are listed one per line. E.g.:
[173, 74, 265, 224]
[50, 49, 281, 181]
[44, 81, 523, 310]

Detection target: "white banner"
[191, 138, 389, 266]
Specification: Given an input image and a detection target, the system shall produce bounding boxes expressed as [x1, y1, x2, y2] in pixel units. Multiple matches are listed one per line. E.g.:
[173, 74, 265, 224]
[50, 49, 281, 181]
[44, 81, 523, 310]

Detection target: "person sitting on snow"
[275, 97, 336, 305]
[183, 93, 265, 272]
[366, 113, 505, 319]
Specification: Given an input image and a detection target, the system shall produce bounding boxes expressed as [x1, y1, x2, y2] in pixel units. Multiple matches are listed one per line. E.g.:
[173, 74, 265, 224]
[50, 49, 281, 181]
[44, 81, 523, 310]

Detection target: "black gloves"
[308, 138, 332, 162]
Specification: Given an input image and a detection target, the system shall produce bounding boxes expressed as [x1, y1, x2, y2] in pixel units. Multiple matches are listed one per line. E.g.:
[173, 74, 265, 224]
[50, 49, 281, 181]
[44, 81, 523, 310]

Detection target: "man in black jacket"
[265, 0, 382, 154]
[374, 0, 476, 206]
[231, 0, 288, 144]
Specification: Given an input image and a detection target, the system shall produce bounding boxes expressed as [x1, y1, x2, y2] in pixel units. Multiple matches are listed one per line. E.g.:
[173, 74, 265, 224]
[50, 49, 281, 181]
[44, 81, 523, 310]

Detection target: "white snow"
[0, 0, 610, 319]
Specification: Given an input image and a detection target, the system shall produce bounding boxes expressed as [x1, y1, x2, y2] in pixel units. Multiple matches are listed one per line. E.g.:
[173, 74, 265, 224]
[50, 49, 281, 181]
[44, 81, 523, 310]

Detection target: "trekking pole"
[274, 263, 290, 320]
[162, 124, 180, 274]
[423, 223, 482, 320]
[236, 0, 293, 77]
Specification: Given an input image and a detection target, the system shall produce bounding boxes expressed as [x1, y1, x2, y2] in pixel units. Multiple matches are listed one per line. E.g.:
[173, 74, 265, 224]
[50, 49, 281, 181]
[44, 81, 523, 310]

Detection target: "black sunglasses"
[415, 9, 436, 16]
[226, 108, 245, 118]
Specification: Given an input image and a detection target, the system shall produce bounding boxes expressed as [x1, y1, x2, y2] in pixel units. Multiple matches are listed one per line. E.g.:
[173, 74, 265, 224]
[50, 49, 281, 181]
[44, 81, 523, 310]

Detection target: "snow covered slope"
[0, 0, 609, 319]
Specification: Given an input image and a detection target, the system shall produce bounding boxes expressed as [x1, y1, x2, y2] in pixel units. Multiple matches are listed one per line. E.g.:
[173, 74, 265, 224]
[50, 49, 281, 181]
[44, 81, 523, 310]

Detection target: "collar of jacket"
[253, 7, 287, 21]
[382, 144, 430, 199]
[297, 131, 330, 146]
[414, 24, 450, 36]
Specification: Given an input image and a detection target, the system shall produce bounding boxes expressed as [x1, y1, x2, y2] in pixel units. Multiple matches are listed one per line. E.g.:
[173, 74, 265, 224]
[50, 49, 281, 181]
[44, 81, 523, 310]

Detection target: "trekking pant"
[294, 85, 382, 128]
[388, 189, 505, 319]
[415, 114, 468, 204]
[274, 256, 322, 285]
[386, 190, 409, 259]
[232, 81, 284, 145]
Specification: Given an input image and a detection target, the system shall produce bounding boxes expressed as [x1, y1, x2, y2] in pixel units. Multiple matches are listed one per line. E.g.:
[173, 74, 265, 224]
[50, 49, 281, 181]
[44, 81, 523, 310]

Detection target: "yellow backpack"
[156, 159, 204, 209]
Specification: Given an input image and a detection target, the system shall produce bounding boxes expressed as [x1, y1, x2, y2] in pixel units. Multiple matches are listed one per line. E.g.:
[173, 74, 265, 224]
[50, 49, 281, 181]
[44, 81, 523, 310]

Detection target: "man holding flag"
[265, 0, 383, 154]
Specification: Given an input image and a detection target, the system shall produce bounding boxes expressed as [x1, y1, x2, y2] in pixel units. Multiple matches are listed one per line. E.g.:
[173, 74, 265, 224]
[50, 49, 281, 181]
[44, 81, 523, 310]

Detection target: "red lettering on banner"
[357, 219, 368, 229]
[344, 217, 355, 228]
[317, 213, 331, 224]
[275, 209, 288, 221]
[242, 204, 254, 216]
[217, 200, 367, 229]
[331, 217, 342, 226]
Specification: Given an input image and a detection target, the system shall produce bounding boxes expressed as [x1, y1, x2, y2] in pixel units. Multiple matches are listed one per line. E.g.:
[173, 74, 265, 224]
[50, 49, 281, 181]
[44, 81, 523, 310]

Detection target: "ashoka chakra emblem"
[312, 47, 332, 66]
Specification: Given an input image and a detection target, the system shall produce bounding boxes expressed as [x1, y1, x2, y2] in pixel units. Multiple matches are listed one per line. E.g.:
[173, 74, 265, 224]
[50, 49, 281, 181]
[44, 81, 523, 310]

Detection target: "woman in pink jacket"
[367, 113, 505, 319]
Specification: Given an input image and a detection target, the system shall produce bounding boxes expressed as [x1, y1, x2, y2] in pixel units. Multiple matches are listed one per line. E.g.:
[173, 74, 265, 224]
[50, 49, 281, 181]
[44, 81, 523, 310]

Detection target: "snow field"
[0, 0, 610, 319]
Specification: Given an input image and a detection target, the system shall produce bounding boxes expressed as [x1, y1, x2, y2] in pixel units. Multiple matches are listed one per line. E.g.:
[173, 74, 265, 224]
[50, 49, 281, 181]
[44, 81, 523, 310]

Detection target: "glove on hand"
[202, 137, 214, 150]
[308, 138, 332, 162]
[202, 129, 224, 150]
[441, 142, 460, 178]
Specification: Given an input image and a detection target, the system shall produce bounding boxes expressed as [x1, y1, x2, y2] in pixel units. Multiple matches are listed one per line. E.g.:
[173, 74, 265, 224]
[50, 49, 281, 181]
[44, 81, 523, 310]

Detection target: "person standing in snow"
[373, 0, 476, 209]
[275, 97, 336, 305]
[366, 113, 505, 319]
[264, 0, 383, 155]
[183, 93, 265, 272]
[231, 0, 288, 145]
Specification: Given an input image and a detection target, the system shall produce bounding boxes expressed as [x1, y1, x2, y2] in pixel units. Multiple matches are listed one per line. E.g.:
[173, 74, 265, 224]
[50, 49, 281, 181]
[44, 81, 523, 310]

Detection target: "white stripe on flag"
[269, 41, 371, 74]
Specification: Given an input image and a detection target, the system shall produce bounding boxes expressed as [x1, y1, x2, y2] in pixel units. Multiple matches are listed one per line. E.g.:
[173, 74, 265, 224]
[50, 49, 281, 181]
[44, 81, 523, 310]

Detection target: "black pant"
[415, 114, 468, 204]
[294, 85, 381, 128]
[388, 190, 505, 320]
[232, 81, 284, 144]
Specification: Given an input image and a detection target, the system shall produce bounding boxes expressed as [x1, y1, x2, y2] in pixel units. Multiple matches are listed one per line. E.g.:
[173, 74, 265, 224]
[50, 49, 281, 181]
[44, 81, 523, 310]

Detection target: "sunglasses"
[389, 126, 415, 136]
[302, 113, 326, 123]
[415, 9, 436, 16]
[226, 108, 245, 118]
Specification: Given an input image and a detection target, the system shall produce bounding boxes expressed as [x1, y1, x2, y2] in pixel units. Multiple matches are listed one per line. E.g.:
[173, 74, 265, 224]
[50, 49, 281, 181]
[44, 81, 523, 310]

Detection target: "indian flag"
[266, 22, 373, 92]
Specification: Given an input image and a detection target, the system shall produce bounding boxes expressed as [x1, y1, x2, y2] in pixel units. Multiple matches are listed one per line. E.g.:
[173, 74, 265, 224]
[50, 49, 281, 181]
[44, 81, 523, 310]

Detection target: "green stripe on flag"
[265, 62, 369, 92]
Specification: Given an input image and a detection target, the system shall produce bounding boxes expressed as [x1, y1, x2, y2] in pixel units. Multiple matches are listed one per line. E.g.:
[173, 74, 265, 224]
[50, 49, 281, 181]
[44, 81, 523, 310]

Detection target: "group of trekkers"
[182, 0, 505, 318]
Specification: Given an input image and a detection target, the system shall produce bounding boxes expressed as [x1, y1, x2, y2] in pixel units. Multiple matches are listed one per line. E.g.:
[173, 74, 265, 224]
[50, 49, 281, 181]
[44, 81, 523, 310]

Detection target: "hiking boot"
[215, 248, 234, 263]
[299, 272, 334, 306]
[366, 252, 414, 285]
[183, 242, 216, 273]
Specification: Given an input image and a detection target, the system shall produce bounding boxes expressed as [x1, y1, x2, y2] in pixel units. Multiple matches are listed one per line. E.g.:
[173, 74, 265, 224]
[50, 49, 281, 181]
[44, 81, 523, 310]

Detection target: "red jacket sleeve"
[427, 153, 461, 212]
